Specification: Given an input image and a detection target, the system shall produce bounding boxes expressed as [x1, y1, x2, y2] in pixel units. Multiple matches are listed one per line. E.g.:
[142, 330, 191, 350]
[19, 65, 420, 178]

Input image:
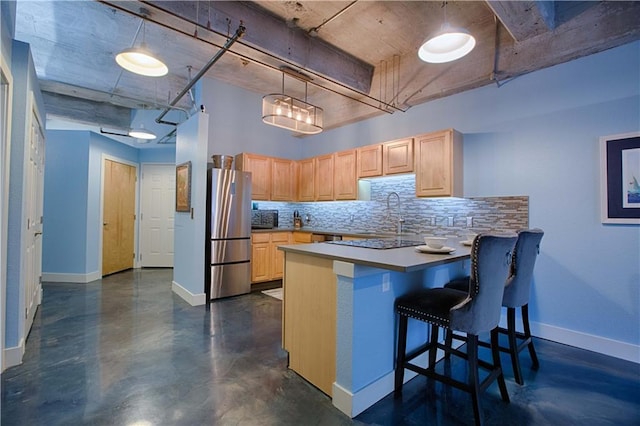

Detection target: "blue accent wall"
[308, 41, 640, 350]
[42, 131, 90, 274]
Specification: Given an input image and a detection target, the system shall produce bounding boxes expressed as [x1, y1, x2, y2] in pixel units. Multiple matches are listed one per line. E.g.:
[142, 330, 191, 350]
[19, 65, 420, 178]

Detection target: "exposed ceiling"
[14, 1, 640, 144]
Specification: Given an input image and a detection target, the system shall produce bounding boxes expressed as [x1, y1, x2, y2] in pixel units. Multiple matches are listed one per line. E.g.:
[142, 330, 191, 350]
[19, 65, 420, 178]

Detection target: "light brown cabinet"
[334, 149, 358, 200]
[251, 232, 291, 283]
[235, 153, 271, 200]
[315, 154, 334, 201]
[383, 137, 414, 175]
[415, 129, 463, 197]
[297, 158, 315, 202]
[292, 231, 313, 243]
[271, 158, 295, 201]
[236, 153, 294, 201]
[357, 144, 383, 178]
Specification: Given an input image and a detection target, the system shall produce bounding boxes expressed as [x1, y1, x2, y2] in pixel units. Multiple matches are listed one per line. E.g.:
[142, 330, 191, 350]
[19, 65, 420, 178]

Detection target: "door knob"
[103, 222, 108, 226]
[35, 232, 42, 236]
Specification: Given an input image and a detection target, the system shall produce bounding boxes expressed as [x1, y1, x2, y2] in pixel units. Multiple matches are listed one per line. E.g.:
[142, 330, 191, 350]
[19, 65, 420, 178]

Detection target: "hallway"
[2, 269, 639, 425]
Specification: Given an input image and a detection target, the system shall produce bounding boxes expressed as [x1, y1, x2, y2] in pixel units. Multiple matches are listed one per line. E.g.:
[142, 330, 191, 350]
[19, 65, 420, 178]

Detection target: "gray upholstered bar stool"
[394, 234, 517, 426]
[445, 229, 544, 385]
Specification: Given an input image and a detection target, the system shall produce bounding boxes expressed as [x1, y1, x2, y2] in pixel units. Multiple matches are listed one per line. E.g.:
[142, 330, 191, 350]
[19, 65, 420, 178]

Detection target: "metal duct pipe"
[156, 23, 246, 125]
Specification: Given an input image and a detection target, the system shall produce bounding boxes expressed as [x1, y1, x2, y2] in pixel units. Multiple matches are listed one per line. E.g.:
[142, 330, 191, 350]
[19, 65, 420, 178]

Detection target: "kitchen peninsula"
[279, 239, 472, 417]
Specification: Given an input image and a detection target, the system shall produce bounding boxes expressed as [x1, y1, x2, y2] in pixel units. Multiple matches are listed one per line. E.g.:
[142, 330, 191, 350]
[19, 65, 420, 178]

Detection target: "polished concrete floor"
[2, 269, 639, 425]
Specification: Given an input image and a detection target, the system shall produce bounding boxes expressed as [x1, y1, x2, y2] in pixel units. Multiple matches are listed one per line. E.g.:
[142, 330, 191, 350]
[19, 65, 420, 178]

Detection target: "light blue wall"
[200, 78, 303, 160]
[310, 41, 640, 349]
[139, 146, 175, 163]
[42, 131, 90, 274]
[173, 112, 208, 298]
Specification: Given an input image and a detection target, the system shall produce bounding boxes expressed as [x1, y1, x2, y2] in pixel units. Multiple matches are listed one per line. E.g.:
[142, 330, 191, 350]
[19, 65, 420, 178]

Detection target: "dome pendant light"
[418, 2, 476, 63]
[128, 124, 157, 140]
[116, 11, 168, 77]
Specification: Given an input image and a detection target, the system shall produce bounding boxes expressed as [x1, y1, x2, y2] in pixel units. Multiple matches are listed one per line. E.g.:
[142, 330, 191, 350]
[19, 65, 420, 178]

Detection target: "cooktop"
[327, 238, 423, 250]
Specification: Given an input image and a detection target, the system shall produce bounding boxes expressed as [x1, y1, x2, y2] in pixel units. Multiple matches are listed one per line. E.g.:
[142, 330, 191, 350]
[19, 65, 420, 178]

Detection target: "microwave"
[251, 210, 278, 229]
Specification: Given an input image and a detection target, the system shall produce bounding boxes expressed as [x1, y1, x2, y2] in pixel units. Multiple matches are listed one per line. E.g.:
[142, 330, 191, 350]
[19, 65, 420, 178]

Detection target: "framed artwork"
[600, 132, 640, 224]
[176, 161, 192, 212]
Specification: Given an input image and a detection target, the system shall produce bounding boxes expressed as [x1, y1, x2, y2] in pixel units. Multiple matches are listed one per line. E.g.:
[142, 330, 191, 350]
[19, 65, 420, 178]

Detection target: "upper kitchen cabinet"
[415, 129, 463, 197]
[334, 149, 358, 200]
[271, 158, 295, 201]
[236, 153, 271, 200]
[297, 157, 315, 202]
[236, 153, 294, 201]
[383, 137, 414, 175]
[357, 144, 383, 178]
[315, 153, 334, 201]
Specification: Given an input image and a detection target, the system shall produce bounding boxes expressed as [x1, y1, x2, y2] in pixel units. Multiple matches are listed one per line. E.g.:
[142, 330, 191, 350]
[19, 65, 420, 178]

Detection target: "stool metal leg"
[522, 304, 539, 370]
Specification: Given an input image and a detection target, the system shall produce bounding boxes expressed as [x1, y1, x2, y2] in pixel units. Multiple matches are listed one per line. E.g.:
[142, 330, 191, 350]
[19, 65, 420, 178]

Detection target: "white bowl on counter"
[424, 237, 447, 249]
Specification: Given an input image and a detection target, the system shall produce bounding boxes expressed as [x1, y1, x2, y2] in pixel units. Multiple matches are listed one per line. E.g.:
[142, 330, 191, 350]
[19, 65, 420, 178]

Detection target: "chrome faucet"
[386, 191, 404, 234]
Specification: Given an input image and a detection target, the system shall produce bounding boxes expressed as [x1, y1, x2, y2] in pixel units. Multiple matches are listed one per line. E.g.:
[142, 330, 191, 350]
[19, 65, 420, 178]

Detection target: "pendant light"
[116, 11, 168, 77]
[418, 1, 476, 63]
[262, 68, 323, 135]
[128, 124, 157, 140]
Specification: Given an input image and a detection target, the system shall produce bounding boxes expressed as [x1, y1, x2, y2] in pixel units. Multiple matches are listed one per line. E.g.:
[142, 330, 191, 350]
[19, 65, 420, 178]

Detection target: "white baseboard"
[531, 320, 639, 364]
[42, 271, 101, 283]
[171, 281, 206, 306]
[333, 352, 431, 418]
[3, 339, 24, 371]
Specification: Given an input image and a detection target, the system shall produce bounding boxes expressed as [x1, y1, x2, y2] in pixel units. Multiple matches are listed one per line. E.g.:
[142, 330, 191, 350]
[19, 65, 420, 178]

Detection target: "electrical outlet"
[382, 273, 390, 292]
[466, 217, 473, 227]
[447, 216, 454, 227]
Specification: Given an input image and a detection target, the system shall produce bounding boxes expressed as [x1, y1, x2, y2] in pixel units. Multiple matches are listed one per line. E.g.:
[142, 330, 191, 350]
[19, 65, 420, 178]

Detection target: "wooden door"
[24, 101, 44, 338]
[357, 144, 383, 178]
[140, 164, 174, 267]
[271, 158, 295, 201]
[237, 153, 271, 200]
[297, 158, 315, 201]
[415, 129, 463, 197]
[315, 154, 334, 201]
[251, 233, 270, 282]
[102, 159, 136, 276]
[384, 137, 414, 175]
[334, 149, 357, 200]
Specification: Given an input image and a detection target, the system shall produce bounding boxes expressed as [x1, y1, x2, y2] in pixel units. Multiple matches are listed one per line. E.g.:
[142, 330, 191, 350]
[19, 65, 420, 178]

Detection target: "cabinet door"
[334, 149, 357, 200]
[271, 158, 295, 201]
[271, 232, 291, 279]
[357, 144, 383, 178]
[384, 138, 414, 175]
[251, 242, 270, 282]
[315, 154, 334, 201]
[238, 153, 271, 200]
[297, 158, 315, 202]
[415, 129, 463, 197]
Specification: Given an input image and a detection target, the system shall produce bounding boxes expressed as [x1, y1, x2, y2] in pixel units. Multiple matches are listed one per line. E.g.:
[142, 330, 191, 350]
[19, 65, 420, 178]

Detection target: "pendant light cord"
[111, 19, 144, 96]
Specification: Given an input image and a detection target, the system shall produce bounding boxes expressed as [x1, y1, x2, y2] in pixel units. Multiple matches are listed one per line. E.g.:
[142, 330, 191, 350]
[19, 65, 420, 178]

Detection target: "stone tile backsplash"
[254, 175, 528, 238]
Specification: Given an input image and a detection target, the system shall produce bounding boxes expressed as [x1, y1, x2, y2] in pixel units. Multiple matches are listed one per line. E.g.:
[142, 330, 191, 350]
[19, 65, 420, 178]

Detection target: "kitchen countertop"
[278, 239, 471, 273]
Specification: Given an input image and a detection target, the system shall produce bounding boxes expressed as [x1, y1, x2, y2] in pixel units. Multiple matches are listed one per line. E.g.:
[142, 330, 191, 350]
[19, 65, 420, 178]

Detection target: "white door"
[140, 164, 175, 267]
[24, 97, 44, 337]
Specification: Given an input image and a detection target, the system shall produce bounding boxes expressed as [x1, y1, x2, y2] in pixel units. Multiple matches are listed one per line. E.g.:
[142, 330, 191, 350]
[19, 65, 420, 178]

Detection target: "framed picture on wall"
[600, 132, 640, 224]
[176, 161, 192, 213]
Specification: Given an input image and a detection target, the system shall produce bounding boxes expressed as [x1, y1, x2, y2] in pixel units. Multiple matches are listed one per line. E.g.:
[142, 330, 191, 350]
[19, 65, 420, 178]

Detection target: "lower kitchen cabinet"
[251, 232, 291, 283]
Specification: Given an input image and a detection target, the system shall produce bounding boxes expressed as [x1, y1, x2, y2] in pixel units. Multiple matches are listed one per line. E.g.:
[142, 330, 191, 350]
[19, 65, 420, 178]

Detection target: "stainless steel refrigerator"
[205, 165, 252, 300]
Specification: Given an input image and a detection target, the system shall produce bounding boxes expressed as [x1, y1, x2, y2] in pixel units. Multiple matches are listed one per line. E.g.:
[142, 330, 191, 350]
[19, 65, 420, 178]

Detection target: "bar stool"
[445, 229, 544, 385]
[394, 234, 517, 426]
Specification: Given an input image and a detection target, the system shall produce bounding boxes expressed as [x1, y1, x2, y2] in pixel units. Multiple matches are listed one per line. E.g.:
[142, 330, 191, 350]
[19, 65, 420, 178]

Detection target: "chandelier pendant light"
[262, 68, 323, 135]
[418, 1, 476, 63]
[116, 10, 168, 77]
